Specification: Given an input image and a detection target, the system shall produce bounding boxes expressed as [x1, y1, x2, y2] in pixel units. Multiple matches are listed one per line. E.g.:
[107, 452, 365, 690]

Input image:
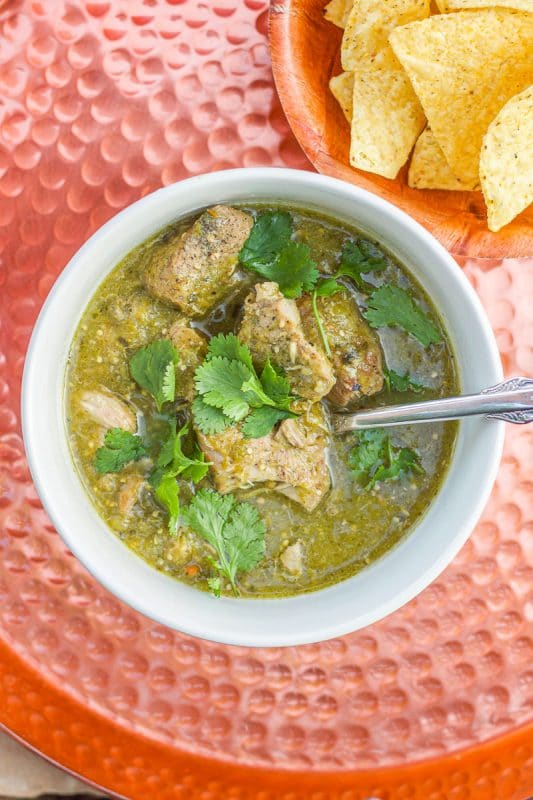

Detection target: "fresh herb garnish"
[348, 429, 388, 485]
[151, 421, 209, 485]
[149, 421, 209, 533]
[129, 339, 179, 411]
[154, 473, 181, 534]
[239, 212, 319, 298]
[182, 488, 266, 596]
[310, 239, 388, 355]
[191, 396, 231, 436]
[239, 210, 292, 269]
[348, 429, 423, 488]
[364, 285, 441, 347]
[195, 357, 253, 421]
[242, 406, 293, 439]
[242, 216, 392, 357]
[371, 445, 423, 486]
[311, 283, 341, 358]
[257, 359, 292, 407]
[384, 368, 426, 394]
[337, 240, 388, 289]
[206, 332, 254, 369]
[244, 240, 319, 298]
[94, 428, 147, 474]
[192, 333, 297, 439]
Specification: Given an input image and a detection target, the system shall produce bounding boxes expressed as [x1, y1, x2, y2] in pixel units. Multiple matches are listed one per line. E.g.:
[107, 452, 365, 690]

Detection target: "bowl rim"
[21, 167, 504, 647]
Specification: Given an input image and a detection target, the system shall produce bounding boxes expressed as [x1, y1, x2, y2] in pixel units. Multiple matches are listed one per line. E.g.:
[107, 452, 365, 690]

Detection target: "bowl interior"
[269, 0, 533, 259]
[22, 169, 504, 647]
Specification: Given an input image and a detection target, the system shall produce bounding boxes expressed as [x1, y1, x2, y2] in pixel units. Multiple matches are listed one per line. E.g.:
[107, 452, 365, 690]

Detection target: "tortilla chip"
[480, 86, 533, 232]
[390, 10, 533, 185]
[409, 128, 480, 190]
[341, 0, 430, 71]
[350, 51, 426, 179]
[324, 0, 353, 28]
[435, 0, 532, 11]
[329, 72, 354, 122]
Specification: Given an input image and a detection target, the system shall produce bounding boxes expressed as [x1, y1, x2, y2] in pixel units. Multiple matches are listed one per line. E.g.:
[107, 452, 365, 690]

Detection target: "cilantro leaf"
[195, 356, 253, 418]
[338, 240, 388, 288]
[259, 359, 291, 408]
[384, 368, 426, 394]
[349, 429, 423, 488]
[181, 488, 235, 553]
[242, 235, 319, 298]
[94, 428, 147, 474]
[182, 489, 265, 595]
[220, 396, 251, 421]
[369, 446, 423, 488]
[155, 419, 178, 469]
[155, 421, 209, 482]
[192, 396, 232, 435]
[239, 211, 320, 298]
[348, 429, 388, 484]
[129, 339, 179, 410]
[266, 241, 319, 298]
[150, 421, 209, 532]
[223, 502, 266, 579]
[185, 444, 211, 484]
[364, 285, 442, 347]
[239, 211, 293, 269]
[315, 277, 343, 297]
[207, 332, 253, 371]
[241, 406, 294, 439]
[162, 362, 175, 403]
[154, 473, 180, 533]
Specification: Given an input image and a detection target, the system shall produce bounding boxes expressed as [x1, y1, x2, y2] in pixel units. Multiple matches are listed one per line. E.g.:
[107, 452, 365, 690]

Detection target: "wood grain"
[269, 0, 533, 258]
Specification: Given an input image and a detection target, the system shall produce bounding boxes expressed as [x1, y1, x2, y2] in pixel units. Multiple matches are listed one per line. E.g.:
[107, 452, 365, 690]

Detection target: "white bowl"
[22, 168, 504, 647]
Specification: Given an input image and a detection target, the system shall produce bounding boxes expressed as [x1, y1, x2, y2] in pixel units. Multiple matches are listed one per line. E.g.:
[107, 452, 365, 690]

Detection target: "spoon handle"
[333, 377, 533, 433]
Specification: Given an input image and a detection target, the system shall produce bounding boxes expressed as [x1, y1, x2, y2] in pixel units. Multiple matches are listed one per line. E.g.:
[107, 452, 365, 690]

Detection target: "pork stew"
[66, 204, 458, 597]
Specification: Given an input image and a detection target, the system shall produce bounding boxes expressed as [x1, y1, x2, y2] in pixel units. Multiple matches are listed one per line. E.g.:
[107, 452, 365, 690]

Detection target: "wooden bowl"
[269, 0, 533, 258]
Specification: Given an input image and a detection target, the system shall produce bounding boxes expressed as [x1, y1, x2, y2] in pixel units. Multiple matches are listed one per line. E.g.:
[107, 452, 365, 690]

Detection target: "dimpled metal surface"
[0, 1, 532, 797]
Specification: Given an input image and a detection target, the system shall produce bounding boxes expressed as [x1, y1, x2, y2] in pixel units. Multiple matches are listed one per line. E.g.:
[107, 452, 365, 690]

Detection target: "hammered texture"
[0, 0, 532, 795]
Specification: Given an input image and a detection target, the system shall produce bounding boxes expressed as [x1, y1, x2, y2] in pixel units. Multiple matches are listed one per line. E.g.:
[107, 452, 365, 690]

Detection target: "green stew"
[66, 204, 458, 597]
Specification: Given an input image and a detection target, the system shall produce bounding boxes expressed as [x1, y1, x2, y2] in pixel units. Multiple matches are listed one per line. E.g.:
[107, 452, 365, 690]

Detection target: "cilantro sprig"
[364, 285, 441, 347]
[182, 488, 266, 596]
[239, 210, 292, 269]
[192, 333, 297, 439]
[348, 429, 387, 485]
[384, 368, 426, 394]
[149, 421, 209, 533]
[239, 211, 319, 298]
[337, 240, 388, 289]
[129, 339, 179, 411]
[348, 429, 423, 489]
[310, 239, 388, 355]
[94, 428, 147, 474]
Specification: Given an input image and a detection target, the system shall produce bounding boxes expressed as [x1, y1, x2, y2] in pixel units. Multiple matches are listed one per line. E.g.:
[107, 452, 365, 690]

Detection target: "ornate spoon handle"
[333, 377, 533, 434]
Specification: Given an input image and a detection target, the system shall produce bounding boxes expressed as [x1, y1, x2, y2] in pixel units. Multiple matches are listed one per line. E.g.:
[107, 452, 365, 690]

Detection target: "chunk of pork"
[196, 404, 330, 511]
[144, 205, 253, 317]
[238, 282, 335, 402]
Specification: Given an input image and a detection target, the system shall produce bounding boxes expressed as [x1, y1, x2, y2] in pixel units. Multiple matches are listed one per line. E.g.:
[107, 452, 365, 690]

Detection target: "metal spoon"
[333, 377, 533, 434]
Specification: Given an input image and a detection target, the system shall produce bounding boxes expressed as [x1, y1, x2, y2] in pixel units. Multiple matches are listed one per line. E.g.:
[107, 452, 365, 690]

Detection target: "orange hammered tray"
[0, 2, 532, 798]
